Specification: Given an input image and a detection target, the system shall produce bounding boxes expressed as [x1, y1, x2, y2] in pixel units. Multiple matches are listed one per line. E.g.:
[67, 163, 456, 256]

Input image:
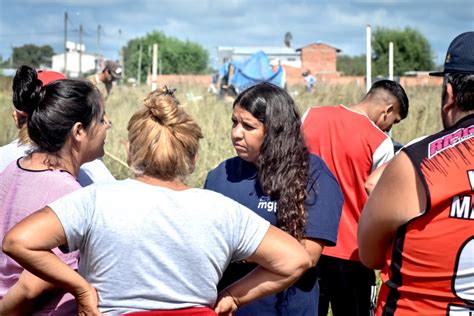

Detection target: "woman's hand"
[76, 285, 102, 316]
[214, 290, 239, 316]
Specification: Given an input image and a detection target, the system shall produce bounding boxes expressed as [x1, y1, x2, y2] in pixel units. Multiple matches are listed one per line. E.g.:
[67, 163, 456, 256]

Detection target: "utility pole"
[388, 42, 394, 81]
[79, 24, 83, 77]
[64, 12, 68, 75]
[137, 43, 143, 85]
[10, 45, 13, 67]
[148, 45, 152, 84]
[152, 44, 158, 91]
[366, 24, 372, 92]
[96, 25, 102, 71]
[119, 29, 125, 80]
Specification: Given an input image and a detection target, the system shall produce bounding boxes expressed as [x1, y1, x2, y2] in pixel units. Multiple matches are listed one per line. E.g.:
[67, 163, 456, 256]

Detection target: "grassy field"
[0, 79, 442, 187]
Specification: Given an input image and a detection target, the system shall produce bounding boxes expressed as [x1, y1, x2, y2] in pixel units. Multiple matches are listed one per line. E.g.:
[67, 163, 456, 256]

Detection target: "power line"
[0, 27, 123, 39]
[0, 31, 68, 37]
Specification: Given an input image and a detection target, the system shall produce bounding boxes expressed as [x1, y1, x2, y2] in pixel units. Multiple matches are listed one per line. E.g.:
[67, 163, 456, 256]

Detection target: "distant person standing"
[208, 72, 219, 95]
[302, 70, 316, 92]
[88, 60, 123, 99]
[302, 79, 409, 316]
[359, 31, 474, 315]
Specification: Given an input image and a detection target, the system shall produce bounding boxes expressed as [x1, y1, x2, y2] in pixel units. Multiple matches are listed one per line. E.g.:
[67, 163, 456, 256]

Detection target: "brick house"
[297, 43, 341, 75]
[217, 43, 342, 85]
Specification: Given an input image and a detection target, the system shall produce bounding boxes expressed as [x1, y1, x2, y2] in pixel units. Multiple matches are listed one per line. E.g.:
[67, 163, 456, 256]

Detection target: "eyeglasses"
[101, 116, 112, 127]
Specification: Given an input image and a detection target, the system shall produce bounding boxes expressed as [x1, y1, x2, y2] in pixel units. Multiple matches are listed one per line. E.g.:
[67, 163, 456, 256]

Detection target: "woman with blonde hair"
[3, 86, 311, 315]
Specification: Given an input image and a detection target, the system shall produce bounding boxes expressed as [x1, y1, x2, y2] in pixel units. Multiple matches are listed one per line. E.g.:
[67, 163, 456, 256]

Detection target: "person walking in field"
[302, 69, 317, 92]
[302, 79, 409, 316]
[88, 60, 123, 99]
[358, 31, 474, 315]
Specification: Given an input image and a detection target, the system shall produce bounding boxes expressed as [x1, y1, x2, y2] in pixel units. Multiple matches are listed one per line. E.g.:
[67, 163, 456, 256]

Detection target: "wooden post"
[79, 24, 83, 77]
[366, 24, 371, 92]
[137, 43, 143, 85]
[152, 44, 158, 91]
[389, 42, 394, 80]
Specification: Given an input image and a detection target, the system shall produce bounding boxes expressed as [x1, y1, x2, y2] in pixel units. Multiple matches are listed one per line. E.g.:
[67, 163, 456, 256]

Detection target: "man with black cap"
[88, 60, 123, 99]
[358, 31, 474, 315]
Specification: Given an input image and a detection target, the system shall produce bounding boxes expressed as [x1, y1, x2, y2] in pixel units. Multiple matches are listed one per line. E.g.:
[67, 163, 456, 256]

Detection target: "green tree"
[11, 44, 55, 68]
[337, 54, 366, 76]
[372, 27, 435, 76]
[123, 31, 209, 83]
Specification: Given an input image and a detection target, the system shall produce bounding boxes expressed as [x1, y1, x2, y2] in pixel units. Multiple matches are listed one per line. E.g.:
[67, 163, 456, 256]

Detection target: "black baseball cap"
[430, 32, 474, 77]
[105, 60, 123, 79]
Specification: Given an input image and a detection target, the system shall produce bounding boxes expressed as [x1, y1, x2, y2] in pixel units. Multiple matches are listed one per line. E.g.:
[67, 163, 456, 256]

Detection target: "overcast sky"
[0, 0, 472, 68]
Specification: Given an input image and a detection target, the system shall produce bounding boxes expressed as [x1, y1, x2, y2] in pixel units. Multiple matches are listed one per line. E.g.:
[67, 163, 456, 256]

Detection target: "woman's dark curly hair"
[233, 82, 309, 240]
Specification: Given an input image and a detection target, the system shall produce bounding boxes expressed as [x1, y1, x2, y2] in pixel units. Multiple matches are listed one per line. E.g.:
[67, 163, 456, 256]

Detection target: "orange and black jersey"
[377, 114, 474, 315]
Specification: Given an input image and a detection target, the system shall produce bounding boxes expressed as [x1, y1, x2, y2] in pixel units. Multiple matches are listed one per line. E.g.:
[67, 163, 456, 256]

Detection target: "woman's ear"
[193, 153, 199, 167]
[71, 122, 86, 142]
[126, 141, 132, 167]
[12, 110, 27, 129]
[12, 110, 21, 129]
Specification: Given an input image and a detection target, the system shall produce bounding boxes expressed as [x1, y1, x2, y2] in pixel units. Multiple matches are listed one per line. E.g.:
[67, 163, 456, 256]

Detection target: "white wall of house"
[52, 42, 98, 78]
[52, 53, 97, 78]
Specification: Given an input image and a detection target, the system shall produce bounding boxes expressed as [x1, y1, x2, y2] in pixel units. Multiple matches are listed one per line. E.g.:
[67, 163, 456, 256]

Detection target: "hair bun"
[12, 65, 43, 115]
[143, 86, 181, 126]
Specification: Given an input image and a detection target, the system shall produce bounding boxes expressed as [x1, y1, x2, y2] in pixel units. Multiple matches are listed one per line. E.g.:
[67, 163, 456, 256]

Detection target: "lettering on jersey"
[447, 304, 474, 314]
[450, 196, 474, 220]
[469, 170, 474, 191]
[257, 196, 277, 213]
[428, 125, 474, 158]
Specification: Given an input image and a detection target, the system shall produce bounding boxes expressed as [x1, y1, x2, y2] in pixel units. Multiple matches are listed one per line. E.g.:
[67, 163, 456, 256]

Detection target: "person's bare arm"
[0, 270, 56, 315]
[214, 225, 311, 315]
[302, 238, 324, 267]
[358, 152, 426, 269]
[2, 207, 101, 315]
[365, 163, 388, 195]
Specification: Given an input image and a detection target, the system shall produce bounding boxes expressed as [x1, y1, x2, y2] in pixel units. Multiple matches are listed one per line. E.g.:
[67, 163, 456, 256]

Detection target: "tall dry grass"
[0, 79, 443, 187]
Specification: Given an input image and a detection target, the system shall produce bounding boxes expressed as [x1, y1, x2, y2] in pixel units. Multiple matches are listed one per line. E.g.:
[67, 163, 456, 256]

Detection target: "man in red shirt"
[359, 31, 474, 315]
[302, 79, 409, 316]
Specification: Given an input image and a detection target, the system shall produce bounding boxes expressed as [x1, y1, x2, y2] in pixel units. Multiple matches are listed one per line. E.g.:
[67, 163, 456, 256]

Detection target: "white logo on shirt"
[257, 196, 277, 213]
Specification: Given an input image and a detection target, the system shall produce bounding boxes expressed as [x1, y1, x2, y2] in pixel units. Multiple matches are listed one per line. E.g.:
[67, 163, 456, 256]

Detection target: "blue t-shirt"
[205, 154, 343, 316]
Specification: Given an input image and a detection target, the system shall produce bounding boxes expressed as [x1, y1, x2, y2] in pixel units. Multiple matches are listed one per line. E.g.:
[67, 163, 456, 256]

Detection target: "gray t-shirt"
[49, 179, 270, 314]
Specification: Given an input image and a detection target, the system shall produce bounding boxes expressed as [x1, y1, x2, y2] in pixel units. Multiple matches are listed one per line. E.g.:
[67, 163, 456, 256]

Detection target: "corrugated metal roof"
[218, 46, 299, 56]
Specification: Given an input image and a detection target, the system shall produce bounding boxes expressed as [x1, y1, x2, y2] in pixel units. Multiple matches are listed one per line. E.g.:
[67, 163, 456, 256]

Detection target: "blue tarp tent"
[228, 51, 285, 93]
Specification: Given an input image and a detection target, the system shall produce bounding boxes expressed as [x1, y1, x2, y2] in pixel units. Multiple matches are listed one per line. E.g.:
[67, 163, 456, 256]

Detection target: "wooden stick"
[104, 149, 129, 169]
